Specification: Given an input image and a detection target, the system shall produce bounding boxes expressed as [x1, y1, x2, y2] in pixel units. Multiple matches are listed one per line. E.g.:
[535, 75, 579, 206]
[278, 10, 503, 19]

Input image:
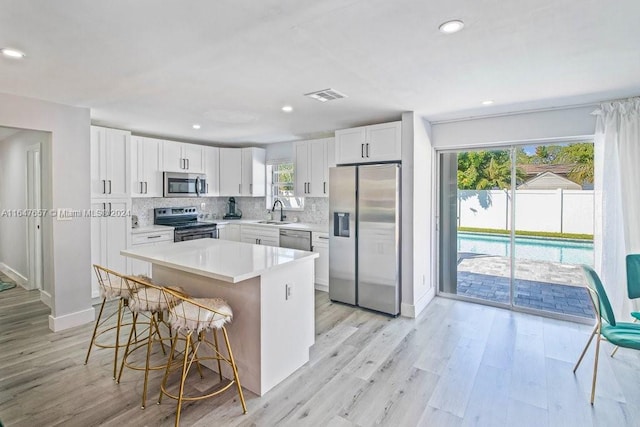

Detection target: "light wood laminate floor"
[1, 285, 639, 426]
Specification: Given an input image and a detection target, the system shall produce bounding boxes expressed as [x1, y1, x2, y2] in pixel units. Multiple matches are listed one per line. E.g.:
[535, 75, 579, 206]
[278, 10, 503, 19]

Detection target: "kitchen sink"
[257, 220, 291, 225]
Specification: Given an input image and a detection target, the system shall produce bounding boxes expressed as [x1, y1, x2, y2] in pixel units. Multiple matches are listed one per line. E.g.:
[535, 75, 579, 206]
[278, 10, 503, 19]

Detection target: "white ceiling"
[1, 0, 639, 144]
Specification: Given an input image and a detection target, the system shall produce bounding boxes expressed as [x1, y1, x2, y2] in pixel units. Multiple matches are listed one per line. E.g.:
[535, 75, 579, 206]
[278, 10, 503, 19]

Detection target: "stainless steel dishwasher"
[279, 229, 312, 251]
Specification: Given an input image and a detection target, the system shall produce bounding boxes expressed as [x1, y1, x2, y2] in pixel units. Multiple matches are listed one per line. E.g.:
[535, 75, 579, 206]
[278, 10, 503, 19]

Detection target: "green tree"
[457, 150, 524, 190]
[557, 143, 594, 184]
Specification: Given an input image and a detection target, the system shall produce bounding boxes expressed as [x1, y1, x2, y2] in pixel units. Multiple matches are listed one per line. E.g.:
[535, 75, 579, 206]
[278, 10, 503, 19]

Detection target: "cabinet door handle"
[361, 143, 365, 158]
[318, 236, 329, 240]
[140, 182, 144, 194]
[102, 180, 106, 194]
[147, 235, 162, 239]
[366, 143, 370, 158]
[108, 180, 112, 194]
[144, 181, 148, 194]
[307, 182, 311, 194]
[186, 158, 190, 170]
[250, 183, 253, 194]
[324, 181, 326, 194]
[239, 183, 242, 194]
[206, 183, 209, 193]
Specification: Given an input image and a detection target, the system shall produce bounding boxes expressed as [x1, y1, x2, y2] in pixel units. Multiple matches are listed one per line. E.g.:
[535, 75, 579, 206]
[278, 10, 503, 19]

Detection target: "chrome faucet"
[271, 199, 286, 222]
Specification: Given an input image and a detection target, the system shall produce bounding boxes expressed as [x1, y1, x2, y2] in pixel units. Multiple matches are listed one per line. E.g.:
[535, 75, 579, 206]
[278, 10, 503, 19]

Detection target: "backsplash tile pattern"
[132, 196, 329, 227]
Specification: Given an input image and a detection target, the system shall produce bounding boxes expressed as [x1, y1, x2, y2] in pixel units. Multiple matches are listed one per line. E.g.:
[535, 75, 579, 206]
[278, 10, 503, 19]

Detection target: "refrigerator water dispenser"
[333, 212, 350, 237]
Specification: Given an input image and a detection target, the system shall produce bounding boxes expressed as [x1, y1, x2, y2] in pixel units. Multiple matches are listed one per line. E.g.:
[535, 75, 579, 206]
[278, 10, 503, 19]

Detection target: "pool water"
[457, 232, 594, 266]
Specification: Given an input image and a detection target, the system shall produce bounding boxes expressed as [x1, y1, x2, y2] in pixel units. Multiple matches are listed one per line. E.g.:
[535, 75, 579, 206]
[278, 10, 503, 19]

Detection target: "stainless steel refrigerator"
[329, 163, 401, 315]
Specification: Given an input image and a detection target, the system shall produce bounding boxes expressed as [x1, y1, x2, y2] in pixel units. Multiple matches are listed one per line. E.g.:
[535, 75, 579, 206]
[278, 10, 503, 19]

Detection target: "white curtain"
[594, 97, 640, 320]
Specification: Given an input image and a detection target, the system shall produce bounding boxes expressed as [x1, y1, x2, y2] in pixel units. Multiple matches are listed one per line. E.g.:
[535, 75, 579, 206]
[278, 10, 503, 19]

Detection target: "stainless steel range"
[154, 207, 218, 242]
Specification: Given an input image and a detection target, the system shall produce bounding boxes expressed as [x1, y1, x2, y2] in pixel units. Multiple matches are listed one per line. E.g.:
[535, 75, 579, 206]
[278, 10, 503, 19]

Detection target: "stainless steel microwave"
[163, 172, 206, 198]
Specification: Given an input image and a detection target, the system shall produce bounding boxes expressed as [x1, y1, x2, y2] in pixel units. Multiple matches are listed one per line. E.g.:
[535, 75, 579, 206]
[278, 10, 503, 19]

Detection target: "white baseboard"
[401, 287, 436, 318]
[0, 262, 28, 289]
[48, 307, 95, 332]
[314, 283, 328, 293]
[40, 290, 53, 308]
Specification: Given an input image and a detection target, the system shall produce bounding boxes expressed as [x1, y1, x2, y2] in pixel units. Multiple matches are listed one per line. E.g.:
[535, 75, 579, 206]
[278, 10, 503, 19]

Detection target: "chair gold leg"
[152, 315, 167, 355]
[213, 329, 223, 382]
[158, 332, 180, 406]
[222, 327, 247, 414]
[591, 331, 601, 405]
[141, 313, 157, 409]
[113, 298, 124, 380]
[175, 332, 193, 427]
[85, 297, 107, 365]
[118, 312, 138, 384]
[191, 335, 205, 380]
[574, 324, 598, 373]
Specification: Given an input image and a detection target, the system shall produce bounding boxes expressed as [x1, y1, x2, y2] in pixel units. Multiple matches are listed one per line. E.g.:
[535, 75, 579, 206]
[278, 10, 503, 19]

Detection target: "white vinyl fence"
[458, 189, 594, 235]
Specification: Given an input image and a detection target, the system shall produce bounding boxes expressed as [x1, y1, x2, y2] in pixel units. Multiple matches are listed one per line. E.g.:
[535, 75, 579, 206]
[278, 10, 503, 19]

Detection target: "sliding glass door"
[438, 143, 595, 320]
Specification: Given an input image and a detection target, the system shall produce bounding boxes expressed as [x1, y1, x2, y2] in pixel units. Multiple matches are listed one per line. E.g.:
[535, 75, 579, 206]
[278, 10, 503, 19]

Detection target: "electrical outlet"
[285, 284, 292, 300]
[200, 202, 206, 210]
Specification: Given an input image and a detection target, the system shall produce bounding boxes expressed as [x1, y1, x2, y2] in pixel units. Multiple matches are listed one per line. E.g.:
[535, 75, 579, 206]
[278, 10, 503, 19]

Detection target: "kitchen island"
[121, 238, 318, 396]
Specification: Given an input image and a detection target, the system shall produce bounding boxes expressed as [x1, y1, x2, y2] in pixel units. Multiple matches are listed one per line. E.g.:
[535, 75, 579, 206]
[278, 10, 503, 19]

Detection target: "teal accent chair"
[610, 254, 640, 357]
[573, 265, 640, 404]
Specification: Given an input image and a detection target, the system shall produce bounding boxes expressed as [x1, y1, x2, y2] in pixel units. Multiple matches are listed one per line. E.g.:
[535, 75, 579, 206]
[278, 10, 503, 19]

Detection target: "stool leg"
[117, 312, 138, 384]
[141, 313, 157, 409]
[212, 329, 223, 382]
[175, 331, 193, 427]
[85, 297, 107, 365]
[158, 331, 180, 405]
[191, 335, 205, 380]
[113, 298, 124, 380]
[221, 327, 247, 414]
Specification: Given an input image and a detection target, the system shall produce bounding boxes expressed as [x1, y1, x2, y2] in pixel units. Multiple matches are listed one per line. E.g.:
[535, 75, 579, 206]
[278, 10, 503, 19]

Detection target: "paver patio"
[456, 253, 595, 318]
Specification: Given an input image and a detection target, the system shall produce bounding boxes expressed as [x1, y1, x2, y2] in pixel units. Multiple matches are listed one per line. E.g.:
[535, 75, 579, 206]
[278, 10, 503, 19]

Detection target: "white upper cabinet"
[131, 136, 163, 197]
[203, 146, 220, 196]
[242, 147, 266, 197]
[335, 121, 402, 164]
[162, 140, 204, 173]
[219, 148, 242, 196]
[219, 147, 265, 197]
[294, 137, 333, 197]
[91, 126, 130, 199]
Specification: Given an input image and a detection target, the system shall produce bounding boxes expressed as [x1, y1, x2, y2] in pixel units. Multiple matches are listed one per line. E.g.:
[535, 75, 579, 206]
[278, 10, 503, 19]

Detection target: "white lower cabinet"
[91, 199, 132, 298]
[219, 223, 241, 242]
[240, 224, 279, 247]
[312, 232, 329, 290]
[129, 229, 174, 277]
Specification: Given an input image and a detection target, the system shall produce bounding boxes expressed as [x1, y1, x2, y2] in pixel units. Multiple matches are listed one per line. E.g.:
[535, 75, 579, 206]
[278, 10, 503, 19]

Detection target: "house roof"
[519, 164, 576, 177]
[1, 1, 640, 144]
[518, 171, 582, 190]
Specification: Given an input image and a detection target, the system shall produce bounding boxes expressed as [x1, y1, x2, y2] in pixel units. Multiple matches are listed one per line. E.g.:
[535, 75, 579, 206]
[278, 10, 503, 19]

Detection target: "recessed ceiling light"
[439, 20, 464, 34]
[1, 47, 26, 58]
[282, 105, 293, 113]
[481, 100, 494, 105]
[192, 124, 201, 129]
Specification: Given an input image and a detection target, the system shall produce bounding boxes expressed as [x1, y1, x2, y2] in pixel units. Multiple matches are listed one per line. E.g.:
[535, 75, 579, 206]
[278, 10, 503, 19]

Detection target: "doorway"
[26, 143, 43, 290]
[438, 142, 595, 321]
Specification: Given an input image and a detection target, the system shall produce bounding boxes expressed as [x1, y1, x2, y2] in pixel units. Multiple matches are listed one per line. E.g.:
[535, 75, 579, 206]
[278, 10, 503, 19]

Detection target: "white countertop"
[121, 238, 318, 283]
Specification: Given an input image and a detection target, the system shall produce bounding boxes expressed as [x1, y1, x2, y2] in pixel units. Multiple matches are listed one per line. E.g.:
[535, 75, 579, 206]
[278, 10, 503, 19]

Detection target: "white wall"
[0, 92, 92, 331]
[431, 105, 597, 149]
[0, 130, 49, 284]
[265, 141, 293, 162]
[401, 112, 435, 317]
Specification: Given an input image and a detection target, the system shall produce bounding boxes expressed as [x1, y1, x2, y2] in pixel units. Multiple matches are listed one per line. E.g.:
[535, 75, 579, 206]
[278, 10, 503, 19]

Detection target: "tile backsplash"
[132, 196, 329, 227]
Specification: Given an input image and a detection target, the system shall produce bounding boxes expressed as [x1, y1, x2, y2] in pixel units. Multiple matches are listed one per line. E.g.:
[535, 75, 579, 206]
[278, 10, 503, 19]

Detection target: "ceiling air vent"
[304, 88, 347, 102]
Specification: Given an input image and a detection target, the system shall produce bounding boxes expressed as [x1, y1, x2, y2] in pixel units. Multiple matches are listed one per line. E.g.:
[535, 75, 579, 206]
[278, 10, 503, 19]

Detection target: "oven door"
[164, 172, 206, 198]
[174, 227, 218, 242]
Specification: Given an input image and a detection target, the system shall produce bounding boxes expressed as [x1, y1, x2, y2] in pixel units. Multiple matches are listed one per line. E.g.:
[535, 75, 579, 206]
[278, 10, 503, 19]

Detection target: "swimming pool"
[457, 232, 594, 266]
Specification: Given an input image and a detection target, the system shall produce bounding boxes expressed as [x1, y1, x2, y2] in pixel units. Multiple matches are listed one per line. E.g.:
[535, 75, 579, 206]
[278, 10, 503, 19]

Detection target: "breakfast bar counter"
[121, 238, 318, 396]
